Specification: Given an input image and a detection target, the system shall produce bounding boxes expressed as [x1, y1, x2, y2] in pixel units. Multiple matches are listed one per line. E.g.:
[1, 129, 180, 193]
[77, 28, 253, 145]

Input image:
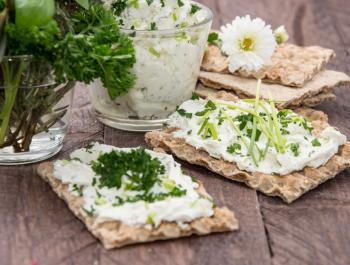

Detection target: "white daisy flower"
[219, 15, 277, 73]
[274, 25, 289, 44]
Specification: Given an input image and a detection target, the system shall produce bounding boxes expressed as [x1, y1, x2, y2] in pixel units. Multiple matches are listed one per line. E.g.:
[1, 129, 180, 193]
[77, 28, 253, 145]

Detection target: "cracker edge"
[145, 109, 350, 203]
[37, 162, 238, 249]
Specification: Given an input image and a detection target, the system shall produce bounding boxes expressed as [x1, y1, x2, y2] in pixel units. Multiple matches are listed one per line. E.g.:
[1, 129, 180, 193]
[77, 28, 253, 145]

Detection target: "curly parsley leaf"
[290, 143, 300, 156]
[191, 92, 200, 100]
[207, 32, 219, 44]
[54, 4, 136, 99]
[311, 138, 321, 147]
[111, 0, 128, 16]
[227, 143, 241, 154]
[177, 108, 192, 118]
[190, 4, 201, 15]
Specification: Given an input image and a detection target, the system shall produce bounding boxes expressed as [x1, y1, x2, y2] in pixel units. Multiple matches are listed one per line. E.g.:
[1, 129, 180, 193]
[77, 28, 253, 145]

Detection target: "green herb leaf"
[150, 22, 157, 30]
[190, 4, 201, 15]
[290, 143, 300, 156]
[311, 138, 321, 147]
[191, 92, 200, 100]
[160, 0, 165, 7]
[111, 0, 128, 16]
[246, 128, 262, 141]
[227, 143, 241, 154]
[146, 0, 154, 5]
[177, 0, 184, 7]
[207, 32, 219, 44]
[177, 108, 192, 118]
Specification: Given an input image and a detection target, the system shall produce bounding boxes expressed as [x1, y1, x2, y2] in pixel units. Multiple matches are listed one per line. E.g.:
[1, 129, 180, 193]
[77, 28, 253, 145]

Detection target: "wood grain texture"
[0, 1, 349, 265]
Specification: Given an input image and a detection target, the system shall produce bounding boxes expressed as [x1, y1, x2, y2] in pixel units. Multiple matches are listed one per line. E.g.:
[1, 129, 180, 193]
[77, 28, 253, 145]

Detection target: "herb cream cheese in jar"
[88, 0, 213, 131]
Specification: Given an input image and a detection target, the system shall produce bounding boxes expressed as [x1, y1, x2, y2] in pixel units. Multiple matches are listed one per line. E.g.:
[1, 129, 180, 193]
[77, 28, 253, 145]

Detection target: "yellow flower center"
[240, 37, 254, 51]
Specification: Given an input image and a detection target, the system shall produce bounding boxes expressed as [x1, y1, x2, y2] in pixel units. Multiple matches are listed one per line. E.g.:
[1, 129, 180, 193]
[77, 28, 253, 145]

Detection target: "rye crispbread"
[37, 162, 238, 249]
[201, 44, 335, 87]
[198, 70, 350, 109]
[145, 109, 350, 203]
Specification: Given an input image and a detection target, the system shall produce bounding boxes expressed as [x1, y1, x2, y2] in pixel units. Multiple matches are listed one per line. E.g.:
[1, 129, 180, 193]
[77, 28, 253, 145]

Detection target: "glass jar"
[0, 56, 74, 165]
[88, 2, 213, 131]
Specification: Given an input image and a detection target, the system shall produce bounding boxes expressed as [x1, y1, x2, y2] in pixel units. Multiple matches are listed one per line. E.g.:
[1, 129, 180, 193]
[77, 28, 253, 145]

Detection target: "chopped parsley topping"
[290, 143, 300, 157]
[91, 148, 187, 205]
[92, 148, 165, 192]
[234, 113, 253, 130]
[177, 0, 184, 7]
[227, 143, 241, 154]
[111, 0, 128, 16]
[72, 184, 83, 196]
[146, 0, 154, 5]
[160, 0, 165, 7]
[191, 92, 200, 100]
[190, 4, 201, 15]
[246, 128, 262, 141]
[311, 138, 321, 147]
[150, 22, 157, 30]
[177, 108, 192, 118]
[207, 32, 219, 44]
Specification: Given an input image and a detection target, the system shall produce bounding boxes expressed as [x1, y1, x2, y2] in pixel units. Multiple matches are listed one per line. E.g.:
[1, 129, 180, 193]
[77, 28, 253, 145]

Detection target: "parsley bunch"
[2, 1, 136, 100]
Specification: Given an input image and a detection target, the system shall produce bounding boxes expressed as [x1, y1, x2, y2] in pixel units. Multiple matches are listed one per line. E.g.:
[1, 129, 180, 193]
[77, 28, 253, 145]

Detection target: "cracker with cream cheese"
[37, 158, 238, 249]
[145, 109, 350, 203]
[202, 44, 336, 87]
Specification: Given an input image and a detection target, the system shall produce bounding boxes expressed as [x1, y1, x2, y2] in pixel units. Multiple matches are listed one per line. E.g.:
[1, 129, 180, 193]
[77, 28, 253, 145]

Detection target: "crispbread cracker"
[195, 84, 337, 109]
[202, 44, 335, 87]
[198, 70, 350, 109]
[37, 162, 238, 249]
[145, 109, 350, 203]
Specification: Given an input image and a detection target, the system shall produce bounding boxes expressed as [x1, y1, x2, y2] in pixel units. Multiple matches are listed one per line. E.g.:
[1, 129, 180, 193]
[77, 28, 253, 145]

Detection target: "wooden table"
[1, 0, 350, 264]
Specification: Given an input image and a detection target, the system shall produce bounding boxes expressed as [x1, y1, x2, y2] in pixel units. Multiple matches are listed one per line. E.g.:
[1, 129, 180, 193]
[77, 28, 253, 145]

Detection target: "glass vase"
[0, 56, 74, 165]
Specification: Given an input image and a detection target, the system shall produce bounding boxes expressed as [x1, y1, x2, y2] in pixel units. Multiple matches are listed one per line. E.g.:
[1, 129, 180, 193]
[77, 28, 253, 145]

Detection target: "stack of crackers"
[197, 43, 350, 109]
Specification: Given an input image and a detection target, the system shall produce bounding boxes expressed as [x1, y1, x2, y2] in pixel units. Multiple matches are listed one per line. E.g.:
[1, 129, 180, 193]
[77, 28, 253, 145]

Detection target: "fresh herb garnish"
[227, 143, 241, 154]
[146, 0, 154, 6]
[190, 4, 201, 15]
[246, 128, 262, 141]
[150, 22, 157, 30]
[111, 0, 128, 16]
[160, 0, 165, 7]
[290, 143, 300, 156]
[191, 92, 200, 100]
[92, 148, 165, 193]
[207, 32, 219, 44]
[177, 0, 184, 7]
[234, 113, 253, 130]
[311, 138, 321, 147]
[72, 184, 83, 196]
[177, 108, 192, 118]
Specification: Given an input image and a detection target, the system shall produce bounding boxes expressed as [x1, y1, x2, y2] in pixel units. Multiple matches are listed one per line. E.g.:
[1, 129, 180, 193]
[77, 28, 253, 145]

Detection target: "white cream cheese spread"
[53, 143, 214, 227]
[167, 96, 346, 175]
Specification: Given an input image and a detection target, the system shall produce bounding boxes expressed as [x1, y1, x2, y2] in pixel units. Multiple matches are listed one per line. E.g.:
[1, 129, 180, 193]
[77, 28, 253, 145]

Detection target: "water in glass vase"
[0, 56, 74, 165]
